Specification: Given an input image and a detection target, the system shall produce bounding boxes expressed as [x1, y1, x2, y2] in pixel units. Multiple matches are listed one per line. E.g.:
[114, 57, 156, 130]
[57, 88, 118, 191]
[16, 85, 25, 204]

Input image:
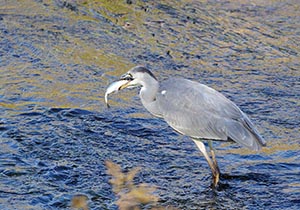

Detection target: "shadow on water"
[1, 0, 300, 209]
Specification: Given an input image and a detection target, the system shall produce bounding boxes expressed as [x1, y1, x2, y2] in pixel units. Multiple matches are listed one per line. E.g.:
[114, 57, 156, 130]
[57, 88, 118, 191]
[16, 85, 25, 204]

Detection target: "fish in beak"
[105, 72, 136, 107]
[104, 79, 131, 108]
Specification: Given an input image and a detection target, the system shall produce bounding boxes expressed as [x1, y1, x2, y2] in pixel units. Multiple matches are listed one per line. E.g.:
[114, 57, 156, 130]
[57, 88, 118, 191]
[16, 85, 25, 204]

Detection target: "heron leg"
[192, 139, 220, 187]
[208, 140, 220, 175]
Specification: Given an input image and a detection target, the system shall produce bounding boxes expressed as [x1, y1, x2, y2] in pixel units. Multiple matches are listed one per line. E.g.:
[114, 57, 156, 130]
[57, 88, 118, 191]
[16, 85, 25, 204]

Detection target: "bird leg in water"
[208, 140, 220, 175]
[192, 139, 220, 187]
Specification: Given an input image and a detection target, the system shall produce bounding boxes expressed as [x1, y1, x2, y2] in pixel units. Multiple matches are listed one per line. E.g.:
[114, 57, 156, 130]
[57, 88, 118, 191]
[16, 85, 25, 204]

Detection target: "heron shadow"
[195, 172, 272, 209]
[214, 172, 271, 191]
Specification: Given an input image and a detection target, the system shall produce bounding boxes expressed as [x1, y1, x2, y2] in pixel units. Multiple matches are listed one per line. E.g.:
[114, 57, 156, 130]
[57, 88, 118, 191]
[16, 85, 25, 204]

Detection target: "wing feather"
[156, 78, 265, 150]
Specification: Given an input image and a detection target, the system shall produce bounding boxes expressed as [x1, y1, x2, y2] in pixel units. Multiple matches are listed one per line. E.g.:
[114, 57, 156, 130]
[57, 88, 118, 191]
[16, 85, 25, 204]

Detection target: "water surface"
[0, 0, 299, 209]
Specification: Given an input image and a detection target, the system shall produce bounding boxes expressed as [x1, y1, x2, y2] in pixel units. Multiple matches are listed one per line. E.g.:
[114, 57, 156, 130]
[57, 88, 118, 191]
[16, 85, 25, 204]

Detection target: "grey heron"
[105, 66, 266, 187]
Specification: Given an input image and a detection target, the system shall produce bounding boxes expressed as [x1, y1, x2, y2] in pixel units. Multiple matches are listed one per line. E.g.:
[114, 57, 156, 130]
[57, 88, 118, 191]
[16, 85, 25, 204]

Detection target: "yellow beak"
[119, 80, 132, 90]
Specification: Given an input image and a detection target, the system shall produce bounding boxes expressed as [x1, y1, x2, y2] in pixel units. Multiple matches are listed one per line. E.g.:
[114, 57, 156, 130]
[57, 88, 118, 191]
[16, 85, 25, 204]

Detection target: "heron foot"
[211, 169, 220, 188]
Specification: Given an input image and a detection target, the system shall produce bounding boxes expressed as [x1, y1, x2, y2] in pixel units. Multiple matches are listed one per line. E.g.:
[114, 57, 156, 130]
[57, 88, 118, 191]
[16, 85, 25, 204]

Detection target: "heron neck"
[140, 79, 159, 102]
[139, 79, 161, 117]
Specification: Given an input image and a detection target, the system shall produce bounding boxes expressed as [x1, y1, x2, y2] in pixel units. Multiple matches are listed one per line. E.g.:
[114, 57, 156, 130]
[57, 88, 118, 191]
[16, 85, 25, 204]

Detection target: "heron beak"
[118, 80, 132, 90]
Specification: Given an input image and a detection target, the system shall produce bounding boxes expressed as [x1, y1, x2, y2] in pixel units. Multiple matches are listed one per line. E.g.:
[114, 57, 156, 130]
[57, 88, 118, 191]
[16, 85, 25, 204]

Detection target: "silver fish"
[104, 80, 128, 108]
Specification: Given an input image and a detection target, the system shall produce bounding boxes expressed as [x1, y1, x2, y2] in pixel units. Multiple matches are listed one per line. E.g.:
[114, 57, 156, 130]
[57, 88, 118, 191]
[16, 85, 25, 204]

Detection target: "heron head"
[118, 66, 157, 90]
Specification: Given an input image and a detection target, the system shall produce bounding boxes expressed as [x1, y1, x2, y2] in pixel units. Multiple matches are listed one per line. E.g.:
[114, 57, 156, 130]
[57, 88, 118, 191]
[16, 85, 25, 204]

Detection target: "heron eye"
[128, 73, 133, 79]
[124, 73, 134, 81]
[122, 73, 134, 81]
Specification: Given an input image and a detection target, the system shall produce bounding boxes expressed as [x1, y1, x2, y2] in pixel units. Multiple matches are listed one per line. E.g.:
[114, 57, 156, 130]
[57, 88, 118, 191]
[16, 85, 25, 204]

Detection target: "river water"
[0, 0, 299, 209]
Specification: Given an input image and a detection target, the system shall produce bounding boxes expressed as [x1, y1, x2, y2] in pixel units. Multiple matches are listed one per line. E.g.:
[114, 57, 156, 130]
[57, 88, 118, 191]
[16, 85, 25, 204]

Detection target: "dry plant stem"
[105, 160, 159, 210]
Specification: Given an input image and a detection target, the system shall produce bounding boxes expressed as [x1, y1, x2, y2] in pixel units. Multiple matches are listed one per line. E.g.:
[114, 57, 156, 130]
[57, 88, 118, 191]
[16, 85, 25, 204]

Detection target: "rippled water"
[1, 0, 299, 209]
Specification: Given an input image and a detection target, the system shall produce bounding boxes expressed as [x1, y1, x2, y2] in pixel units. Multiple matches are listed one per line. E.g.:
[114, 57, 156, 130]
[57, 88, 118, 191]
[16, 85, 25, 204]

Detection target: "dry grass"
[106, 160, 177, 210]
[70, 160, 177, 209]
[106, 160, 158, 210]
[71, 194, 89, 210]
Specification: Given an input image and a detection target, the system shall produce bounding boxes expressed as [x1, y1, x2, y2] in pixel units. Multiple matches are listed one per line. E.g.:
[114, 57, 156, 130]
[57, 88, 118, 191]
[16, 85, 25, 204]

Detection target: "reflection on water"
[0, 0, 299, 209]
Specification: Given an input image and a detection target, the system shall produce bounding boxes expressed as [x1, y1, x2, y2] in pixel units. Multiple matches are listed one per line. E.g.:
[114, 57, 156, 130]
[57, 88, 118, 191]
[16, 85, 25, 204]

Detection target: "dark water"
[1, 0, 299, 209]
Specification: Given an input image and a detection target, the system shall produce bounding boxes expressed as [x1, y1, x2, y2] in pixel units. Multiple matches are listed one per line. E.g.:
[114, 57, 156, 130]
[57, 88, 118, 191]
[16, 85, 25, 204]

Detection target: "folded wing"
[156, 78, 266, 150]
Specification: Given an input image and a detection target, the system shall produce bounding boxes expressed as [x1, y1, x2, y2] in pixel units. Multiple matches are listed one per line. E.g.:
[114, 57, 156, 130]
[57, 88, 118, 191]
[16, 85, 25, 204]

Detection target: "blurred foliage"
[106, 160, 158, 210]
[106, 160, 177, 210]
[71, 194, 89, 210]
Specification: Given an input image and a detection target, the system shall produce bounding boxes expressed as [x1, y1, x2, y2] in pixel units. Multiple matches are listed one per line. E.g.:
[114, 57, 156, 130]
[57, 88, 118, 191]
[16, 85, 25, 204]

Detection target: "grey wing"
[156, 78, 266, 150]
